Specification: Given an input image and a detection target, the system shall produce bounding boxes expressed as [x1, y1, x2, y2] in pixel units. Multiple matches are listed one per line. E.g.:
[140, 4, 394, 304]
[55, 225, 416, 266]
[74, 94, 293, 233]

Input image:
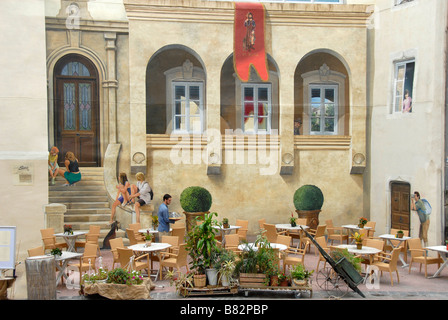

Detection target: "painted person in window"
[402, 89, 412, 113]
[57, 151, 81, 186]
[411, 191, 429, 246]
[294, 118, 302, 135]
[128, 172, 153, 223]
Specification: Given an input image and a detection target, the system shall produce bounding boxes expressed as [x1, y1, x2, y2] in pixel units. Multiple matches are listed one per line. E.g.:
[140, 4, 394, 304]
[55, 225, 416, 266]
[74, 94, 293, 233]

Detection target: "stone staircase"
[49, 167, 128, 246]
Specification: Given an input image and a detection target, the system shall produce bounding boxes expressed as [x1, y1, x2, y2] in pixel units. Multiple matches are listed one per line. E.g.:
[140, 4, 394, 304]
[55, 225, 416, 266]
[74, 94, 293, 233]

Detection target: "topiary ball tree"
[180, 186, 213, 213]
[293, 185, 324, 211]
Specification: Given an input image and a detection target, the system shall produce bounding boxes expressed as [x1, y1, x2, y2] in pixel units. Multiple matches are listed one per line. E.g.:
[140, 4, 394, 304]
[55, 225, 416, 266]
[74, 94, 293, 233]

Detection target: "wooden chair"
[306, 225, 326, 253]
[360, 238, 385, 270]
[384, 228, 409, 263]
[159, 243, 189, 280]
[235, 219, 249, 241]
[161, 235, 179, 254]
[117, 247, 150, 275]
[407, 238, 442, 277]
[171, 226, 186, 244]
[325, 219, 349, 245]
[276, 235, 293, 268]
[288, 218, 307, 246]
[75, 225, 101, 250]
[126, 228, 145, 245]
[224, 234, 241, 253]
[315, 236, 329, 273]
[69, 243, 99, 284]
[365, 221, 376, 237]
[262, 223, 286, 243]
[27, 246, 45, 257]
[258, 218, 266, 230]
[40, 228, 67, 252]
[109, 237, 124, 269]
[129, 223, 145, 241]
[282, 241, 309, 273]
[371, 247, 401, 286]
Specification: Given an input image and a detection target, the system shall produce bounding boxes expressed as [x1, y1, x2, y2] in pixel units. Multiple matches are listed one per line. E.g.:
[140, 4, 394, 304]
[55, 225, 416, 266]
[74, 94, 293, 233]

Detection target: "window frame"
[392, 59, 415, 113]
[241, 83, 272, 134]
[308, 84, 339, 135]
[171, 81, 205, 134]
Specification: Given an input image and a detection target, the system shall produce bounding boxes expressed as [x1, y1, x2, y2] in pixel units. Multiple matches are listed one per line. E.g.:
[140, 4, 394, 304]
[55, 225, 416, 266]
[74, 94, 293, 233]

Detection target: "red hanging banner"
[233, 2, 269, 82]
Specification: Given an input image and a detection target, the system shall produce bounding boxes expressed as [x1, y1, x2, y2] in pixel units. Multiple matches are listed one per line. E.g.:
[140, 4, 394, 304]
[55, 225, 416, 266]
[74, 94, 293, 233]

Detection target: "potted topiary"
[291, 263, 314, 287]
[180, 186, 213, 233]
[293, 184, 324, 230]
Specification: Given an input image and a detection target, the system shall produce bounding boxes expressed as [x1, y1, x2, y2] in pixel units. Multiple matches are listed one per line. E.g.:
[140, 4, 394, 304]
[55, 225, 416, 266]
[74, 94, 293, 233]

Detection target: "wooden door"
[391, 182, 410, 231]
[54, 55, 99, 167]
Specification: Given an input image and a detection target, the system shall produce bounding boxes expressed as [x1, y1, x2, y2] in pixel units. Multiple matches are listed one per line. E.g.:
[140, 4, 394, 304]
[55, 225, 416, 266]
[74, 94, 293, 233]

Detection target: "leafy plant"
[352, 232, 364, 243]
[145, 231, 154, 241]
[331, 249, 362, 273]
[50, 248, 62, 256]
[278, 272, 287, 282]
[106, 268, 144, 285]
[359, 217, 368, 226]
[165, 270, 194, 295]
[293, 185, 324, 211]
[152, 215, 159, 229]
[180, 186, 212, 212]
[64, 224, 73, 235]
[185, 212, 219, 274]
[290, 263, 314, 280]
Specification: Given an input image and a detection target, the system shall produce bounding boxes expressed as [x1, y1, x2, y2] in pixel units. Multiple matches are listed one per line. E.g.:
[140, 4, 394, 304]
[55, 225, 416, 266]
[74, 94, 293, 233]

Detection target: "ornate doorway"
[54, 54, 100, 167]
[390, 182, 411, 231]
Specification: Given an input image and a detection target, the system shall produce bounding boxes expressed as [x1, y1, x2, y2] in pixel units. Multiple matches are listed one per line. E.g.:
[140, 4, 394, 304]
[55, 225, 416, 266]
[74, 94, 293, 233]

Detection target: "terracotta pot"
[396, 233, 403, 238]
[270, 275, 279, 286]
[296, 210, 321, 230]
[183, 211, 209, 233]
[279, 280, 289, 287]
[356, 242, 363, 250]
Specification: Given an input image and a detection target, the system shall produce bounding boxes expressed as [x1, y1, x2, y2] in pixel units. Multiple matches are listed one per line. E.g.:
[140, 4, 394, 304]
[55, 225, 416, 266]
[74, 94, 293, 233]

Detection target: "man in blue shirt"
[158, 194, 173, 237]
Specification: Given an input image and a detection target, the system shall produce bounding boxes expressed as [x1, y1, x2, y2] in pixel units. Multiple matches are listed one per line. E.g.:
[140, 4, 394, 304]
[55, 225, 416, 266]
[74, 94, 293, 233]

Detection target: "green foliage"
[106, 268, 144, 285]
[290, 263, 314, 280]
[180, 186, 213, 212]
[50, 248, 62, 256]
[186, 212, 219, 273]
[330, 249, 362, 273]
[293, 184, 324, 211]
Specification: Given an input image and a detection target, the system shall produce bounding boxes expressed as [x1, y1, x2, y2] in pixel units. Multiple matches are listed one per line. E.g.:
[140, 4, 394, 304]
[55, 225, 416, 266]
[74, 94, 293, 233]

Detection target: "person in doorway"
[128, 172, 153, 223]
[294, 118, 302, 135]
[57, 151, 81, 186]
[109, 172, 133, 224]
[411, 191, 430, 246]
[158, 194, 173, 237]
[48, 146, 59, 185]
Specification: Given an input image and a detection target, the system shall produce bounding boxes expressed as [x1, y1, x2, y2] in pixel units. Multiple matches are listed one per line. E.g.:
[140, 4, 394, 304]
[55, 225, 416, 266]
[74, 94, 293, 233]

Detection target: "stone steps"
[49, 167, 129, 246]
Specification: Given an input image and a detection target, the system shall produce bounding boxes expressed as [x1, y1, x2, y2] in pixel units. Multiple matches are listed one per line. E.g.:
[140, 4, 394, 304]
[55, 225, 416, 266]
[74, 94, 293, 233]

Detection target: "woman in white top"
[128, 172, 153, 223]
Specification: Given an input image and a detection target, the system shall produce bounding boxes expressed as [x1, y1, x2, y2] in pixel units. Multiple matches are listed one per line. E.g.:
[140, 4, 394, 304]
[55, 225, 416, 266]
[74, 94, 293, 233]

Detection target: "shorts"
[64, 171, 82, 184]
[48, 162, 59, 173]
[137, 199, 147, 206]
[118, 188, 132, 203]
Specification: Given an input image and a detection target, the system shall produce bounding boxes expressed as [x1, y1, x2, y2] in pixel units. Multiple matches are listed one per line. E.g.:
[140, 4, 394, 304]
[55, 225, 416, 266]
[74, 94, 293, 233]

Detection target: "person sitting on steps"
[109, 172, 135, 225]
[128, 172, 153, 223]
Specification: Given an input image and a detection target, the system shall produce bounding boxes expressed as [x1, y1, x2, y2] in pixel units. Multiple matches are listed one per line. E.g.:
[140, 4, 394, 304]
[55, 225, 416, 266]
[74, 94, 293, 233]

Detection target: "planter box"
[239, 273, 267, 287]
[81, 279, 152, 300]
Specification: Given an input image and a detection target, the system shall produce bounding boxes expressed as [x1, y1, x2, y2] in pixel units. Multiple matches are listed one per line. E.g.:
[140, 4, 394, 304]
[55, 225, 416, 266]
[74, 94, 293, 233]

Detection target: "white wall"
[0, 0, 48, 299]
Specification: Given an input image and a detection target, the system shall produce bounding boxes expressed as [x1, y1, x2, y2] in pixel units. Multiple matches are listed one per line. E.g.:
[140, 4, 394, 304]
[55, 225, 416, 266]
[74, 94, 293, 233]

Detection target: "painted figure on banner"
[243, 12, 256, 52]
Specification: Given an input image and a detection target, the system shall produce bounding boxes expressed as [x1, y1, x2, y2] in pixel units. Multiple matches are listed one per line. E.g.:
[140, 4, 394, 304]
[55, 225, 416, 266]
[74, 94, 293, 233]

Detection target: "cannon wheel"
[315, 267, 349, 298]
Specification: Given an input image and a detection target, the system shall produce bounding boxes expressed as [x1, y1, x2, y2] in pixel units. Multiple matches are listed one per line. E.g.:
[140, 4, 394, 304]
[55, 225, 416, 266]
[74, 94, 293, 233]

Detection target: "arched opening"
[53, 53, 100, 167]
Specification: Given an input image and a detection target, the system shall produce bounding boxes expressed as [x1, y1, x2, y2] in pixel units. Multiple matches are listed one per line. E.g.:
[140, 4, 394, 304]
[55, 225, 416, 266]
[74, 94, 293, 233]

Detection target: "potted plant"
[151, 215, 159, 230]
[290, 213, 297, 227]
[291, 263, 314, 286]
[218, 259, 236, 287]
[50, 247, 62, 258]
[165, 270, 194, 297]
[95, 267, 108, 283]
[185, 212, 219, 286]
[396, 230, 404, 238]
[144, 231, 153, 247]
[358, 217, 368, 228]
[64, 224, 73, 235]
[82, 272, 94, 285]
[180, 186, 213, 233]
[278, 272, 289, 286]
[294, 185, 324, 230]
[331, 248, 362, 273]
[222, 218, 229, 229]
[352, 232, 364, 249]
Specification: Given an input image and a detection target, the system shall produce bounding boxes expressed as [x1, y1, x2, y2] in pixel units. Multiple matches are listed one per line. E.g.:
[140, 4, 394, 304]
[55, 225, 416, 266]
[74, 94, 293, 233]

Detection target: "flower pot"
[292, 279, 308, 287]
[206, 268, 218, 286]
[358, 224, 364, 228]
[296, 209, 321, 230]
[193, 274, 206, 288]
[279, 279, 289, 287]
[270, 275, 279, 286]
[220, 274, 230, 287]
[223, 223, 229, 229]
[396, 233, 403, 239]
[356, 242, 363, 250]
[145, 240, 152, 247]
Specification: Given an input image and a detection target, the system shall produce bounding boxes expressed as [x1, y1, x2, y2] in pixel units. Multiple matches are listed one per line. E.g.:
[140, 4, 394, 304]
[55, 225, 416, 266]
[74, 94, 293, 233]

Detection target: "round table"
[238, 242, 287, 252]
[275, 224, 309, 231]
[335, 244, 381, 256]
[54, 231, 87, 252]
[128, 242, 172, 281]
